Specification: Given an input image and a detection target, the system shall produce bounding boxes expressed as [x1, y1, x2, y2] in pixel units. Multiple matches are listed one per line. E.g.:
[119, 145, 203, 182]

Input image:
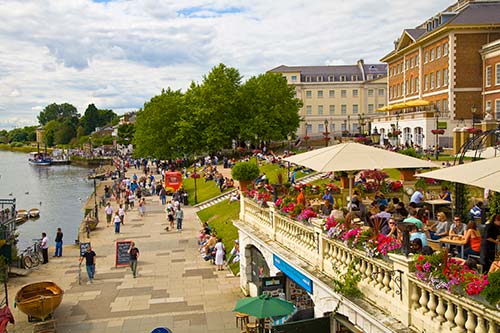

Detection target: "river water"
[0, 150, 93, 250]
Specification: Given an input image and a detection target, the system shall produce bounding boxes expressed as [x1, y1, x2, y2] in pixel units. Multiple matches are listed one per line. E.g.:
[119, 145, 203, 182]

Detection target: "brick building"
[268, 60, 387, 140]
[481, 38, 500, 119]
[374, 0, 500, 149]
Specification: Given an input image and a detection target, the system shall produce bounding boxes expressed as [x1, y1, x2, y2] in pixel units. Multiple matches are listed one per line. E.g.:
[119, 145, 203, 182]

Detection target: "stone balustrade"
[240, 197, 500, 332]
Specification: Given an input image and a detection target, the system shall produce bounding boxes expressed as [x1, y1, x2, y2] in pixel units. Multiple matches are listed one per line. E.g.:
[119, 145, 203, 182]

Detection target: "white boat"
[28, 208, 40, 219]
[28, 152, 52, 166]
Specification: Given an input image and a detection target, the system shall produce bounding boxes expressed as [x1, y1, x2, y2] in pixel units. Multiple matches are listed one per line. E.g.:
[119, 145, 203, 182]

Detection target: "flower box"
[467, 128, 482, 134]
[431, 129, 445, 135]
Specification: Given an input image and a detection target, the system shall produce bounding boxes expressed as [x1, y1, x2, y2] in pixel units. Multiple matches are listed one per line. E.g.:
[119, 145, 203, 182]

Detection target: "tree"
[80, 104, 99, 135]
[117, 123, 135, 145]
[37, 103, 79, 125]
[239, 73, 302, 142]
[133, 88, 186, 159]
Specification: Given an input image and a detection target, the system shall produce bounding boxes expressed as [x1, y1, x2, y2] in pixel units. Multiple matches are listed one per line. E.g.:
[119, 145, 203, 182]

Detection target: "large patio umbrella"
[417, 156, 500, 192]
[233, 294, 295, 332]
[284, 142, 437, 210]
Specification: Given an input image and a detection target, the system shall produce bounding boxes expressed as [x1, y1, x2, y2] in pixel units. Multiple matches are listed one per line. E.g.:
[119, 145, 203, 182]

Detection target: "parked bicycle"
[21, 239, 43, 269]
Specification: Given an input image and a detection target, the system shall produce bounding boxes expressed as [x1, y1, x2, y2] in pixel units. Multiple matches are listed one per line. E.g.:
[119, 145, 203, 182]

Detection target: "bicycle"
[21, 240, 43, 269]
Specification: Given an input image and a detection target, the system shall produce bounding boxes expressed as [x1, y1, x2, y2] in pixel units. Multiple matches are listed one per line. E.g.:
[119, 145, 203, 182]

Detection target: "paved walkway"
[7, 186, 243, 332]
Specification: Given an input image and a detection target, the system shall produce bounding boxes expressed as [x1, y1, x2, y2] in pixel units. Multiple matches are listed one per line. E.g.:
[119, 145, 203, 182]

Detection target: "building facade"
[375, 0, 500, 149]
[482, 38, 500, 120]
[269, 60, 387, 139]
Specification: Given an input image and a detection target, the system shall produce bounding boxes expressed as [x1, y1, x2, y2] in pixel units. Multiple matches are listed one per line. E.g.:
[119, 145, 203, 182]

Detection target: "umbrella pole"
[348, 172, 354, 213]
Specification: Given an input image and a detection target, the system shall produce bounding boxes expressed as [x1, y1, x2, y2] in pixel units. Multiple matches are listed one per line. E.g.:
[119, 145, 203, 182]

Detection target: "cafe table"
[424, 199, 452, 219]
[439, 236, 465, 258]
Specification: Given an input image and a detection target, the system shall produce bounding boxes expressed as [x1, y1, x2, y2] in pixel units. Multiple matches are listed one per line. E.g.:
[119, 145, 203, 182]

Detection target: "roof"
[405, 29, 427, 40]
[446, 2, 500, 25]
[269, 64, 386, 76]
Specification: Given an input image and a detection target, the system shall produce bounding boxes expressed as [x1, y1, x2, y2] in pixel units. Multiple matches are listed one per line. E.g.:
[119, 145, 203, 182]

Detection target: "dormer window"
[351, 75, 358, 81]
[328, 75, 334, 82]
[340, 75, 346, 82]
[317, 76, 323, 82]
[305, 76, 311, 82]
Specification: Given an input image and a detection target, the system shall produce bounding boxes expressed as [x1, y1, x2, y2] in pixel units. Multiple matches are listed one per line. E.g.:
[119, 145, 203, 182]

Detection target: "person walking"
[138, 197, 146, 217]
[175, 206, 184, 232]
[214, 238, 225, 271]
[118, 203, 125, 225]
[113, 211, 121, 234]
[105, 202, 113, 227]
[127, 242, 140, 278]
[80, 246, 96, 284]
[53, 228, 63, 257]
[40, 232, 49, 264]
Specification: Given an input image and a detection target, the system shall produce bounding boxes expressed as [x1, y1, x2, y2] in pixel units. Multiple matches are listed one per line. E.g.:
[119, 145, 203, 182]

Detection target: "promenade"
[7, 182, 243, 333]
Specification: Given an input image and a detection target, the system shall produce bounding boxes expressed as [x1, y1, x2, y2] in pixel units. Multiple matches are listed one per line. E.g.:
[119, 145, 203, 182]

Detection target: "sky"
[0, 0, 453, 130]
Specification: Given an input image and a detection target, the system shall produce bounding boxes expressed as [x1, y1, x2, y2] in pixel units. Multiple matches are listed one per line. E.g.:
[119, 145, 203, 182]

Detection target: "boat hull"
[28, 160, 51, 166]
[15, 282, 64, 321]
[28, 208, 40, 219]
[17, 210, 28, 220]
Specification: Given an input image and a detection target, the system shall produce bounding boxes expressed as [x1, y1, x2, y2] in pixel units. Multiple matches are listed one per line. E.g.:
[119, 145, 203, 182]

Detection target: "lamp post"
[371, 127, 381, 145]
[471, 104, 478, 128]
[304, 122, 309, 147]
[347, 115, 351, 135]
[193, 160, 198, 204]
[91, 170, 98, 221]
[324, 119, 329, 147]
[434, 105, 440, 160]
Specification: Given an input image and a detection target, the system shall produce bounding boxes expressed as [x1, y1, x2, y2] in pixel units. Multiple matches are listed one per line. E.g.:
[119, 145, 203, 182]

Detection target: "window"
[496, 64, 500, 85]
[368, 104, 374, 113]
[378, 104, 384, 109]
[329, 90, 335, 98]
[442, 99, 448, 112]
[291, 75, 297, 82]
[305, 76, 311, 82]
[367, 74, 373, 80]
[318, 90, 323, 98]
[405, 80, 409, 95]
[341, 90, 347, 98]
[496, 99, 500, 120]
[317, 76, 323, 82]
[341, 104, 347, 115]
[352, 104, 359, 114]
[306, 90, 312, 98]
[436, 70, 441, 87]
[436, 45, 441, 58]
[352, 75, 358, 81]
[415, 77, 419, 92]
[416, 55, 419, 66]
[486, 66, 492, 86]
[352, 89, 358, 97]
[435, 100, 441, 112]
[368, 89, 374, 97]
[318, 124, 324, 133]
[352, 124, 358, 132]
[328, 75, 335, 82]
[378, 88, 384, 96]
[430, 72, 435, 89]
[341, 123, 346, 131]
[329, 105, 335, 115]
[340, 75, 346, 81]
[443, 68, 448, 86]
[486, 100, 492, 113]
[405, 60, 409, 70]
[430, 48, 435, 61]
[330, 123, 335, 132]
[443, 43, 449, 56]
[424, 51, 429, 63]
[424, 75, 429, 91]
[318, 105, 323, 115]
[306, 105, 312, 115]
[409, 79, 412, 93]
[410, 57, 414, 68]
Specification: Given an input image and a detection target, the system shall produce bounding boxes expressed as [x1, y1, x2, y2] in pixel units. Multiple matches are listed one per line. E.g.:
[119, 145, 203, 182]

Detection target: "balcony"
[236, 197, 500, 332]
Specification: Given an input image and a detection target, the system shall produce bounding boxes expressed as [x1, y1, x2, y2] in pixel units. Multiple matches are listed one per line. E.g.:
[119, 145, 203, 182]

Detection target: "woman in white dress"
[214, 238, 225, 271]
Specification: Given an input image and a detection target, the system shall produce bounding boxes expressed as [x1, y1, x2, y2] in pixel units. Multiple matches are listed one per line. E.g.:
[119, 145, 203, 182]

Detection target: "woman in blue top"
[439, 186, 452, 202]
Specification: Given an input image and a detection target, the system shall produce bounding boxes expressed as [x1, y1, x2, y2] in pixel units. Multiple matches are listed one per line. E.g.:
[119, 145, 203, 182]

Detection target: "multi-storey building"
[481, 38, 500, 119]
[376, 0, 500, 149]
[268, 60, 387, 139]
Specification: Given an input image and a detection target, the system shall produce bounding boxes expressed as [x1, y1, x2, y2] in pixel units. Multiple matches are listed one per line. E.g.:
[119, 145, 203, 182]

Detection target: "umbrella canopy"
[233, 294, 296, 318]
[283, 142, 437, 172]
[417, 156, 500, 192]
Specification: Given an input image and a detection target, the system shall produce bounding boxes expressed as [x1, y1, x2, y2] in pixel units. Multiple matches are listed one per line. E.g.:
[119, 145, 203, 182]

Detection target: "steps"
[195, 172, 326, 211]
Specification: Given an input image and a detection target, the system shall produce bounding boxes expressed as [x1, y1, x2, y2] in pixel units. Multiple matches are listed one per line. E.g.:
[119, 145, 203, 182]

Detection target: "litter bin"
[151, 328, 172, 333]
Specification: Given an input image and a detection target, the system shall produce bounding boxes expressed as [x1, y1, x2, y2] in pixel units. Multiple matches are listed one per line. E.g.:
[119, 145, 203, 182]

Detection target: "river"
[0, 150, 93, 250]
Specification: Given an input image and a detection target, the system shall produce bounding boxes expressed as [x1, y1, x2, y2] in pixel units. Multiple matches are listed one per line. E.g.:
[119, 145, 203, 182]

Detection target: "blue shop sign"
[273, 255, 313, 293]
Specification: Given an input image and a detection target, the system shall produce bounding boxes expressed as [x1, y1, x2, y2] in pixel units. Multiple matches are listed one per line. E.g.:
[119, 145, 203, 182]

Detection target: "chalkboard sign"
[115, 240, 132, 267]
[80, 242, 91, 257]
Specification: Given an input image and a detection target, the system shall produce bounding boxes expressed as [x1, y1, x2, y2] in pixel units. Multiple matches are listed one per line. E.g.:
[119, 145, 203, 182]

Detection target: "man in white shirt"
[41, 232, 49, 264]
[410, 188, 425, 207]
[105, 203, 114, 227]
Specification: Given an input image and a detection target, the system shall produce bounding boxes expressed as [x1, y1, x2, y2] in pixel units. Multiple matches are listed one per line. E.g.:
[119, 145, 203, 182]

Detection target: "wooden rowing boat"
[17, 209, 28, 220]
[15, 281, 64, 321]
[28, 208, 40, 219]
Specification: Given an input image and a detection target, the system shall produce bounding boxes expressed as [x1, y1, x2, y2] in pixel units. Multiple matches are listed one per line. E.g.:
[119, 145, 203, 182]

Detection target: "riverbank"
[6, 171, 242, 332]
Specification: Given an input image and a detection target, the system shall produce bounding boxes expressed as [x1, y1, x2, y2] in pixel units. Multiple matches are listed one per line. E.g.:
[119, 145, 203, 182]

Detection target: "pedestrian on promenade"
[40, 232, 49, 264]
[113, 211, 121, 234]
[176, 206, 184, 232]
[105, 202, 113, 227]
[53, 228, 63, 257]
[138, 197, 146, 217]
[214, 238, 225, 271]
[118, 203, 125, 225]
[127, 242, 140, 278]
[159, 186, 167, 205]
[80, 246, 96, 284]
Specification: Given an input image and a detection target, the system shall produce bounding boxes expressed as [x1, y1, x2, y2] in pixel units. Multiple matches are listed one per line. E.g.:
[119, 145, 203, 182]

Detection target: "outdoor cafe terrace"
[238, 184, 500, 333]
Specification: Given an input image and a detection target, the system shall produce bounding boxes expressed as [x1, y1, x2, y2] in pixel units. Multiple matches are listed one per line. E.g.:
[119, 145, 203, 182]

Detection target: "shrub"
[231, 161, 260, 181]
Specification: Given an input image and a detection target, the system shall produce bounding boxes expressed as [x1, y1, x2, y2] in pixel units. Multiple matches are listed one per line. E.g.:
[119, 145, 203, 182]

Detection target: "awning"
[376, 99, 432, 113]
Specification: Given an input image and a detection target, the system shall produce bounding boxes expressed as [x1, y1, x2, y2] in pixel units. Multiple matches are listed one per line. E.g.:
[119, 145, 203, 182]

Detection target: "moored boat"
[15, 281, 64, 321]
[15, 217, 27, 226]
[28, 208, 40, 219]
[17, 209, 28, 220]
[28, 152, 52, 166]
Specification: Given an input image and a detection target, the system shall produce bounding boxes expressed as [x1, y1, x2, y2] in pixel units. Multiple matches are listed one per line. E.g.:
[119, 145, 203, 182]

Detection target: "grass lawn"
[182, 177, 233, 205]
[197, 200, 241, 274]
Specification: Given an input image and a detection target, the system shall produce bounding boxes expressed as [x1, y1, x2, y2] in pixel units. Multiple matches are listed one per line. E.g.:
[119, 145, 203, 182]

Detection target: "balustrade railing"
[240, 197, 500, 332]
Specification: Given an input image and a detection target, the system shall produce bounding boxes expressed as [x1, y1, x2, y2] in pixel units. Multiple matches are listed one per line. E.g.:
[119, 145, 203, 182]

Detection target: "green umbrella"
[233, 294, 296, 318]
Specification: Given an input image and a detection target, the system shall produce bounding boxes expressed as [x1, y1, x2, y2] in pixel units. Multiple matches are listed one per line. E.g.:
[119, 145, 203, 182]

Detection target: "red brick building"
[374, 0, 500, 148]
[481, 39, 500, 119]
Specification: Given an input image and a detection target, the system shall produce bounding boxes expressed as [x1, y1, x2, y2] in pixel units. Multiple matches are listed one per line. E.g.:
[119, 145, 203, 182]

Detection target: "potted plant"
[231, 161, 260, 191]
[481, 270, 500, 308]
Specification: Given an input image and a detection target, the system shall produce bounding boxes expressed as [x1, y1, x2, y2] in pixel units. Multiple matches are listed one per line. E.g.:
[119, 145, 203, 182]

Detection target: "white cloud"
[0, 0, 452, 129]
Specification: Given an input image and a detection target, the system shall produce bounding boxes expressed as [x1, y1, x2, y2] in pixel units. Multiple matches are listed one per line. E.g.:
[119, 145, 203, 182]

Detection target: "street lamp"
[193, 160, 198, 204]
[471, 105, 478, 128]
[434, 104, 440, 160]
[371, 127, 381, 145]
[324, 119, 329, 147]
[304, 122, 309, 147]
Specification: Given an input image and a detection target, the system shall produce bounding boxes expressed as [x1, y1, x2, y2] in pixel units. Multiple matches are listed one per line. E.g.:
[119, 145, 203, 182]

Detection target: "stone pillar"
[452, 127, 463, 156]
[239, 192, 246, 221]
[388, 253, 415, 326]
[481, 120, 499, 147]
[311, 218, 325, 271]
[459, 127, 470, 152]
[268, 201, 277, 241]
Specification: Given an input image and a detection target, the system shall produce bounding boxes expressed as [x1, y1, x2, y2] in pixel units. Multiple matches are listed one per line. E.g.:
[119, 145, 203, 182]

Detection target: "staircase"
[194, 172, 326, 211]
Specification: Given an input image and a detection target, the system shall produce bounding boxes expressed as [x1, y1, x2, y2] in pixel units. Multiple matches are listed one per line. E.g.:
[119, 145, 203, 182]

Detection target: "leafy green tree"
[117, 123, 135, 144]
[54, 120, 77, 144]
[37, 103, 79, 125]
[133, 88, 186, 159]
[239, 73, 302, 142]
[80, 104, 99, 135]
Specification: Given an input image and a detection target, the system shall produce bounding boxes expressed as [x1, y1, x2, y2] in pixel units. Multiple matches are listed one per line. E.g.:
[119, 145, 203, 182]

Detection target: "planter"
[340, 176, 353, 189]
[400, 169, 416, 181]
[239, 180, 251, 191]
